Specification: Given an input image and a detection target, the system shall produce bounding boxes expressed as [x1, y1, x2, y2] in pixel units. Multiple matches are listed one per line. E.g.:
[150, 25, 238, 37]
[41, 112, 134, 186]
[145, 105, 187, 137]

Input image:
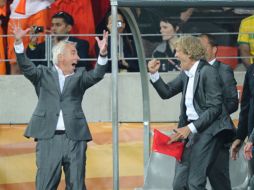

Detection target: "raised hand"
[148, 59, 160, 74]
[95, 30, 108, 56]
[11, 24, 30, 44]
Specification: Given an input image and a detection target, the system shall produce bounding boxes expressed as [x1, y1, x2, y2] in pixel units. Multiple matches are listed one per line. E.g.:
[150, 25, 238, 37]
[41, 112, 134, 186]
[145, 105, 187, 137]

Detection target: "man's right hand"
[230, 139, 242, 160]
[11, 24, 31, 44]
[148, 59, 160, 74]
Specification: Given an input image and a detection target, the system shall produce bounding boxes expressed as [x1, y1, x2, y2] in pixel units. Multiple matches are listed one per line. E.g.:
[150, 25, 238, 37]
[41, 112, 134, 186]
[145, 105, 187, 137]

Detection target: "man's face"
[199, 36, 217, 62]
[51, 18, 72, 40]
[160, 21, 177, 41]
[58, 43, 80, 75]
[175, 46, 192, 71]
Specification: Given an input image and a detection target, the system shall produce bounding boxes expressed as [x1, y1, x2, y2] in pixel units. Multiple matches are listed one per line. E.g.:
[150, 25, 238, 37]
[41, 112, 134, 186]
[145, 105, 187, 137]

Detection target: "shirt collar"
[185, 60, 199, 78]
[209, 58, 216, 65]
[54, 64, 74, 77]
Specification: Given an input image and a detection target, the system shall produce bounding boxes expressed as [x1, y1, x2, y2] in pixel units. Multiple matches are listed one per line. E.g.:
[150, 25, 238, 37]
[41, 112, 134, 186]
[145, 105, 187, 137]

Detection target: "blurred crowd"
[0, 1, 254, 74]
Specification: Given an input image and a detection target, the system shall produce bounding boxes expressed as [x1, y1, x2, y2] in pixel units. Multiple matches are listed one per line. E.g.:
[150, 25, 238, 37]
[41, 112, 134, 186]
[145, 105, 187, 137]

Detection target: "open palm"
[95, 30, 108, 55]
[11, 24, 30, 42]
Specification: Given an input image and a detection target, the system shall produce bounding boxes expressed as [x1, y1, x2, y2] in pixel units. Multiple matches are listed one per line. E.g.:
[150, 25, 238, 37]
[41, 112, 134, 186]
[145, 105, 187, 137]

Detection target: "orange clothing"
[7, 8, 50, 64]
[0, 26, 6, 74]
[0, 4, 7, 74]
[50, 0, 96, 58]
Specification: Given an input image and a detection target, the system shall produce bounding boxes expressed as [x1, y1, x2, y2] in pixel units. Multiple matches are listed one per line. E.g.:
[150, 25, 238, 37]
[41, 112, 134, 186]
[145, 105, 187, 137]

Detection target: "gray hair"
[51, 40, 77, 65]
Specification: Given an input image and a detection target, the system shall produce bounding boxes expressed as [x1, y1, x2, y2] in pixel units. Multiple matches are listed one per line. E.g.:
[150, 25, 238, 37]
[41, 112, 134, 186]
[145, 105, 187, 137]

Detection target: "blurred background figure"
[50, 0, 110, 67]
[0, 0, 8, 75]
[26, 11, 91, 70]
[237, 15, 254, 69]
[152, 17, 181, 72]
[105, 11, 139, 72]
[7, 0, 52, 74]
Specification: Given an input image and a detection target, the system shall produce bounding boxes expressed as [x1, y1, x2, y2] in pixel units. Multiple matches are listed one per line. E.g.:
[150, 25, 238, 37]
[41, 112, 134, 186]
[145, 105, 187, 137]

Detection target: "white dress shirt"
[209, 58, 216, 66]
[184, 61, 200, 133]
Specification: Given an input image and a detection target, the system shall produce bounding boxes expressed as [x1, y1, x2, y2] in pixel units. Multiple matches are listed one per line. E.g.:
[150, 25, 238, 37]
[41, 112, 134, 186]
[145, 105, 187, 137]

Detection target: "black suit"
[151, 60, 234, 190]
[26, 36, 92, 71]
[236, 64, 254, 186]
[237, 64, 254, 142]
[208, 60, 238, 190]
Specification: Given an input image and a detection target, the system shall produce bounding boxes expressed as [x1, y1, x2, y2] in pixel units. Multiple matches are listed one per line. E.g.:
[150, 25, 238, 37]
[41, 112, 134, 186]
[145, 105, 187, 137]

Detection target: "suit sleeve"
[16, 52, 42, 85]
[80, 58, 108, 91]
[151, 72, 184, 99]
[237, 67, 251, 141]
[220, 65, 238, 114]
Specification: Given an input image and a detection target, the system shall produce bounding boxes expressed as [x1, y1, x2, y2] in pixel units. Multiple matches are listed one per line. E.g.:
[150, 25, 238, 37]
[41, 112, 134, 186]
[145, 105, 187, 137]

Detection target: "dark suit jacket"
[237, 64, 254, 142]
[152, 59, 234, 136]
[213, 60, 238, 142]
[26, 36, 92, 71]
[16, 52, 107, 141]
[213, 60, 238, 114]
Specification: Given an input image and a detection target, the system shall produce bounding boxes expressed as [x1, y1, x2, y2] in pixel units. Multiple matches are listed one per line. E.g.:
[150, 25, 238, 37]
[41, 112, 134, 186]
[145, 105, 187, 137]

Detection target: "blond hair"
[174, 35, 206, 61]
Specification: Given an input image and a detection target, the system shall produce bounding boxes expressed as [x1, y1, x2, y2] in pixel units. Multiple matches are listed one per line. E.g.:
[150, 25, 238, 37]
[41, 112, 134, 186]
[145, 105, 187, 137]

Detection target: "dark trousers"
[173, 133, 222, 190]
[35, 134, 87, 190]
[208, 144, 231, 190]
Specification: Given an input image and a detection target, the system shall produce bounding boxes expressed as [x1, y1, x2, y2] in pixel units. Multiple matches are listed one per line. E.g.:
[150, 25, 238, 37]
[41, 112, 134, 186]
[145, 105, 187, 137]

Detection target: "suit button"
[56, 113, 59, 116]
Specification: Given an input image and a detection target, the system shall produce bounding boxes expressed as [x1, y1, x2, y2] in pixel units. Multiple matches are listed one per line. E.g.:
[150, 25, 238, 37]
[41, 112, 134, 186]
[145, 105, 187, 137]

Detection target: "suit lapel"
[51, 66, 61, 95]
[62, 76, 72, 95]
[193, 60, 205, 94]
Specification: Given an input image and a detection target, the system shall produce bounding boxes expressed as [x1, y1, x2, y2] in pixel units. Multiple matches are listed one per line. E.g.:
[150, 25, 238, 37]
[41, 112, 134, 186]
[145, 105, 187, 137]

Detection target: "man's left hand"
[95, 30, 108, 56]
[168, 126, 191, 144]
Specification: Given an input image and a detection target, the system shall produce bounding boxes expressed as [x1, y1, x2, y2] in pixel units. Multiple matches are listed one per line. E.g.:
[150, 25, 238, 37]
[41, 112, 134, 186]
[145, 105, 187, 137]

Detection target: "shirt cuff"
[188, 123, 197, 134]
[149, 72, 160, 83]
[14, 42, 25, 53]
[98, 56, 108, 65]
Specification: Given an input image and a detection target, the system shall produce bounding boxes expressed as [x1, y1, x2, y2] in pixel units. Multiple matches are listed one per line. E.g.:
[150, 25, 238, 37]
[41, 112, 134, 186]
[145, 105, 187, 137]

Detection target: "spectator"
[105, 11, 139, 72]
[237, 15, 254, 69]
[152, 17, 181, 72]
[7, 0, 52, 74]
[148, 36, 234, 190]
[231, 55, 254, 189]
[0, 0, 7, 74]
[26, 11, 92, 71]
[13, 24, 108, 190]
[199, 33, 238, 190]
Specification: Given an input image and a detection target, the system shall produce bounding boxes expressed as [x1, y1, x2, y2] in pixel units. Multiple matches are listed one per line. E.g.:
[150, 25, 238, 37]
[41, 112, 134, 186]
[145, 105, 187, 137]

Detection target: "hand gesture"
[230, 139, 242, 160]
[244, 141, 253, 160]
[148, 59, 160, 74]
[168, 126, 191, 144]
[95, 30, 108, 56]
[11, 24, 30, 44]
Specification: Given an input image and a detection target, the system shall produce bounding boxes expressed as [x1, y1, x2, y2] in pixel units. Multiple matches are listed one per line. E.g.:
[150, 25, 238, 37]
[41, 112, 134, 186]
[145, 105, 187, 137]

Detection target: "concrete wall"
[0, 72, 245, 124]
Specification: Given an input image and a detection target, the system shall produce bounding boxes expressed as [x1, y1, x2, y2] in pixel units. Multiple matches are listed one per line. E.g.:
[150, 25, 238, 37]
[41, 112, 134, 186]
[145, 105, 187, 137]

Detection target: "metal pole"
[111, 1, 119, 190]
[119, 7, 151, 176]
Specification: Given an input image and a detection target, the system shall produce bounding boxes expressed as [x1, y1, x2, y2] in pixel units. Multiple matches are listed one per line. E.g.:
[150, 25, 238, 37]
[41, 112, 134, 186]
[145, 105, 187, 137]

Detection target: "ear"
[175, 26, 180, 32]
[57, 53, 64, 63]
[67, 25, 72, 33]
[213, 46, 218, 56]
